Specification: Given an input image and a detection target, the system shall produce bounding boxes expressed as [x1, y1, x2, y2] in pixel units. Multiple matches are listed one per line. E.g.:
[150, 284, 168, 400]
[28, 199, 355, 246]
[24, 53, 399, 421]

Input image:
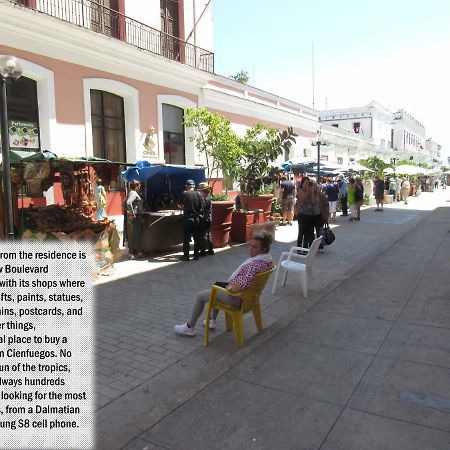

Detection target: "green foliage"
[211, 193, 229, 201]
[358, 156, 389, 178]
[184, 108, 241, 187]
[236, 124, 297, 195]
[396, 159, 421, 166]
[229, 70, 250, 84]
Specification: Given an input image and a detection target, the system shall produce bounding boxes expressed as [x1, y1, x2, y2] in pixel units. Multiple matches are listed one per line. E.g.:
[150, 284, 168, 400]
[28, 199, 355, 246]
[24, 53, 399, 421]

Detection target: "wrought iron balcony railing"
[11, 0, 214, 73]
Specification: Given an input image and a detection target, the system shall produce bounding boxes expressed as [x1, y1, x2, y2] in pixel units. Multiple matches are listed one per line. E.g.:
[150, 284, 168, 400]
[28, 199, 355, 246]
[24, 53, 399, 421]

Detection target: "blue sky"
[212, 0, 450, 158]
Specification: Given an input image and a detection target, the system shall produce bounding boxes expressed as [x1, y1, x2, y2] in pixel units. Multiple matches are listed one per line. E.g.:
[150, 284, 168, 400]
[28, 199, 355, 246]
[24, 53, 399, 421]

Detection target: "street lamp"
[311, 130, 326, 183]
[0, 55, 23, 239]
[390, 157, 397, 176]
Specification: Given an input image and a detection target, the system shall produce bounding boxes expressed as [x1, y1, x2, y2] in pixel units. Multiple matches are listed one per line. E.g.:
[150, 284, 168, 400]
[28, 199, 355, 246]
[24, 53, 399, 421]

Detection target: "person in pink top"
[174, 234, 274, 336]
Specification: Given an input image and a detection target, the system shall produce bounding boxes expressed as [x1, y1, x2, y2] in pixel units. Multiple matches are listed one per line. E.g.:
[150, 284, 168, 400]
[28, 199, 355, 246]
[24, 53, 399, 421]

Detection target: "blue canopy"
[121, 163, 205, 195]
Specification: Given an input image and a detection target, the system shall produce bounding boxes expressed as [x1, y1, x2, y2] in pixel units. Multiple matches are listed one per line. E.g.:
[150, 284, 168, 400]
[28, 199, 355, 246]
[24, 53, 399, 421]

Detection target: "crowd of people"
[276, 172, 438, 251]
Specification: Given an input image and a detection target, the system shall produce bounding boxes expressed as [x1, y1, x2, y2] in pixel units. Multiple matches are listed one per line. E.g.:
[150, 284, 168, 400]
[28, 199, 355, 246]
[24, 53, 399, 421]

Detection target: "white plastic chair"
[272, 237, 322, 297]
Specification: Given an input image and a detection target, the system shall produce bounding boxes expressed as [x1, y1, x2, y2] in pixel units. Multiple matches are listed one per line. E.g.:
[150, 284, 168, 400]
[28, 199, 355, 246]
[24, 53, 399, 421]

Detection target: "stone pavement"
[95, 190, 450, 449]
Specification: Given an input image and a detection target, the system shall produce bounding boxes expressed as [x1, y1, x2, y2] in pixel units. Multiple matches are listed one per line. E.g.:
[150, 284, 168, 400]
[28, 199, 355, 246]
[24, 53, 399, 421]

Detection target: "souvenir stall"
[121, 162, 205, 254]
[1, 151, 121, 275]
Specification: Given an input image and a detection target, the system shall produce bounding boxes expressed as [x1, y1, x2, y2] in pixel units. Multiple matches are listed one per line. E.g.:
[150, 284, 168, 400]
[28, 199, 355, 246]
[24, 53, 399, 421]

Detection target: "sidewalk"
[95, 190, 450, 449]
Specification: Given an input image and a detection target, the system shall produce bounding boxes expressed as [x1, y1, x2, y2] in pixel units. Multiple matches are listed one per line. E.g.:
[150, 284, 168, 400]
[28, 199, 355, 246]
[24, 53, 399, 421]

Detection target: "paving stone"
[321, 408, 450, 450]
[350, 357, 450, 432]
[227, 337, 372, 405]
[142, 376, 341, 450]
[379, 322, 450, 368]
[280, 310, 392, 354]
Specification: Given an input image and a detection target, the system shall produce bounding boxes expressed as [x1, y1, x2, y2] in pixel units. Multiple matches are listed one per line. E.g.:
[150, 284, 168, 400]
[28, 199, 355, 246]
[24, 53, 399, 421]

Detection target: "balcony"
[11, 0, 214, 73]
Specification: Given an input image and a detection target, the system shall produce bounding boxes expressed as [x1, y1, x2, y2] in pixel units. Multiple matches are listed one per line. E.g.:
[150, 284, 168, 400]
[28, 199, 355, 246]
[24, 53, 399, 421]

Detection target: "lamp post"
[390, 157, 397, 176]
[312, 130, 326, 183]
[0, 56, 23, 239]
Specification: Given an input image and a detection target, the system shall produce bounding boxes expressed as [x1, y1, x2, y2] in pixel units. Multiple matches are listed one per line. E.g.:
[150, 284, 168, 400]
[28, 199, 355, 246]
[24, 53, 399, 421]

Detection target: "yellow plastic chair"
[204, 268, 275, 346]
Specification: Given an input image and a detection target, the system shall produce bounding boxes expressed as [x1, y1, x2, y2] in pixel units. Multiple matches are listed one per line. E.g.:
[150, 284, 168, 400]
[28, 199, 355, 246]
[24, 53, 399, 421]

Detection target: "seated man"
[174, 234, 274, 336]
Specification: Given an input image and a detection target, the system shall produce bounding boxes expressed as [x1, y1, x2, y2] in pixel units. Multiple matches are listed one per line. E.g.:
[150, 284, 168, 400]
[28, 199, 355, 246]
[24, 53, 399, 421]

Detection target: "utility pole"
[312, 42, 315, 110]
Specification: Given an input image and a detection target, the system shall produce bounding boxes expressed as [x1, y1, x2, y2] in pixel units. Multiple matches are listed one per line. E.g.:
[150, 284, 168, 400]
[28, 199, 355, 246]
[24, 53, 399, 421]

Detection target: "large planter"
[240, 194, 274, 220]
[231, 210, 255, 243]
[211, 200, 234, 248]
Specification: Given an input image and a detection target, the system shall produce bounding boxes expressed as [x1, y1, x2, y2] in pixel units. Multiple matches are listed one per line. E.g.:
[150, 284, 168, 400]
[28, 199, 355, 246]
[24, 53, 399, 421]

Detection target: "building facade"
[0, 0, 318, 196]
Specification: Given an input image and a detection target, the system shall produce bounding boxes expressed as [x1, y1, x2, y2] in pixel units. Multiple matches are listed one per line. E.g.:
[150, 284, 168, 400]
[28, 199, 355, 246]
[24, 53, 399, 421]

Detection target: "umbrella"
[395, 165, 420, 175]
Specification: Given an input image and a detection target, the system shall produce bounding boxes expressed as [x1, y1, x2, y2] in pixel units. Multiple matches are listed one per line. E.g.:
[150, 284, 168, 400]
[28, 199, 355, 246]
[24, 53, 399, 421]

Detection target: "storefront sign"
[8, 121, 40, 149]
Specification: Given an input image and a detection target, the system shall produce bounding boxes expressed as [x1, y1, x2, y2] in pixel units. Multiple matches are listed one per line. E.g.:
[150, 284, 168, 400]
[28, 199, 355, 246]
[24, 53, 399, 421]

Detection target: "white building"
[319, 101, 394, 150]
[425, 138, 443, 165]
[392, 109, 427, 162]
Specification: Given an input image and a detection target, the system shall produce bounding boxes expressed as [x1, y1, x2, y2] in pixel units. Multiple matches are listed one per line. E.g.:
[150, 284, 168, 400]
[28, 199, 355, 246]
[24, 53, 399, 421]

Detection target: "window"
[91, 0, 120, 38]
[381, 139, 385, 147]
[320, 155, 328, 161]
[2, 76, 40, 150]
[90, 90, 126, 189]
[162, 104, 185, 165]
[160, 0, 180, 61]
[337, 157, 343, 164]
[353, 122, 361, 133]
[332, 124, 339, 128]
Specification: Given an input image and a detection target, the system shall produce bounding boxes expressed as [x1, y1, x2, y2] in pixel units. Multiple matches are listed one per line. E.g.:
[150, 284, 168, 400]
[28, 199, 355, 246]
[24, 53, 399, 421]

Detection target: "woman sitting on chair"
[174, 234, 274, 337]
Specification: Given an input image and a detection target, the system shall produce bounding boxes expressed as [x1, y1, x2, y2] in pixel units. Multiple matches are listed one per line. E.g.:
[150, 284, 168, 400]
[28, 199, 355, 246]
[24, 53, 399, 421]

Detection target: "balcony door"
[160, 0, 180, 61]
[91, 0, 120, 38]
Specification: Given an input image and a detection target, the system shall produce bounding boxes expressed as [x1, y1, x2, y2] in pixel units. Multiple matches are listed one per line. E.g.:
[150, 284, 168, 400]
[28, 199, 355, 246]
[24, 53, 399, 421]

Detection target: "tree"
[358, 156, 389, 178]
[184, 108, 241, 189]
[229, 70, 250, 84]
[236, 124, 296, 196]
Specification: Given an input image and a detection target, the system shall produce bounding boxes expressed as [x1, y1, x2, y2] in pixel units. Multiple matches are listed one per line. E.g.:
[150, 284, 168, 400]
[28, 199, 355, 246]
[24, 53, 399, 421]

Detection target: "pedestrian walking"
[338, 174, 348, 216]
[296, 178, 323, 248]
[401, 178, 410, 204]
[279, 175, 296, 226]
[374, 176, 385, 211]
[395, 175, 402, 202]
[355, 176, 364, 220]
[348, 178, 358, 221]
[324, 178, 339, 222]
[389, 178, 397, 199]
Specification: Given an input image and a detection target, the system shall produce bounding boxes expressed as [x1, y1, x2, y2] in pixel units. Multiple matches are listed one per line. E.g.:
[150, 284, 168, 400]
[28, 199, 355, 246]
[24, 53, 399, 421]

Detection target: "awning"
[121, 163, 206, 195]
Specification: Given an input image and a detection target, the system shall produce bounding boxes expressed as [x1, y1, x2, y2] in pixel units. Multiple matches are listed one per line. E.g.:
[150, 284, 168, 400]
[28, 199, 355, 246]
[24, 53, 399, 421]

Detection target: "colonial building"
[0, 0, 318, 195]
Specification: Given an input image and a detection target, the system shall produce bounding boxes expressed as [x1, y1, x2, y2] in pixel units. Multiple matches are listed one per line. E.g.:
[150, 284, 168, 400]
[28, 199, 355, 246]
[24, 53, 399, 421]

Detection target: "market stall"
[1, 150, 121, 275]
[121, 163, 205, 254]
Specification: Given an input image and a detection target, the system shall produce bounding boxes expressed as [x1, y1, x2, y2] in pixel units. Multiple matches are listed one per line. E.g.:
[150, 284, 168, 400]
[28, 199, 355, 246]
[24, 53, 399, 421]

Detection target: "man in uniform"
[179, 180, 205, 261]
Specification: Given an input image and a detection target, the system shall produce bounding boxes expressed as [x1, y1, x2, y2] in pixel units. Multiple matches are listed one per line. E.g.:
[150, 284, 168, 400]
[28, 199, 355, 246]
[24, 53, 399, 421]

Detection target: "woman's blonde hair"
[252, 233, 273, 253]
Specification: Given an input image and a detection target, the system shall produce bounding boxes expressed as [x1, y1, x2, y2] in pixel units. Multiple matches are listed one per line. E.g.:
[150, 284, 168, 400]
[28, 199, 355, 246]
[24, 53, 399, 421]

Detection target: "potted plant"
[230, 124, 296, 242]
[184, 108, 241, 247]
[237, 124, 296, 212]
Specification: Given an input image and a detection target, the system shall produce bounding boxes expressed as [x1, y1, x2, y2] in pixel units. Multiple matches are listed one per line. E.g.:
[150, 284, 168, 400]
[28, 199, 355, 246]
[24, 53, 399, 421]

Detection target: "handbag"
[320, 223, 335, 246]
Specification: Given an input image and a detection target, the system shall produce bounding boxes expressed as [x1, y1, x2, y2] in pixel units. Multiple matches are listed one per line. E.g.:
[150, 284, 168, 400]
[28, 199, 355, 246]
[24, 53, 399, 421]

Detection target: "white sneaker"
[202, 318, 217, 330]
[174, 322, 196, 336]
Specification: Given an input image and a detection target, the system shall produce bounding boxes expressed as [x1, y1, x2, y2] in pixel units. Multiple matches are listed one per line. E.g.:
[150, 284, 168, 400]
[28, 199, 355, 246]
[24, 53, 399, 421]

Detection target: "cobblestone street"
[95, 190, 450, 449]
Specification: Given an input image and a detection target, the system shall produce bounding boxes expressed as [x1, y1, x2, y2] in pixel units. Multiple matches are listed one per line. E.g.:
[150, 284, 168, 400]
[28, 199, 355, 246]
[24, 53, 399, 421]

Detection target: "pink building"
[1, 0, 318, 211]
